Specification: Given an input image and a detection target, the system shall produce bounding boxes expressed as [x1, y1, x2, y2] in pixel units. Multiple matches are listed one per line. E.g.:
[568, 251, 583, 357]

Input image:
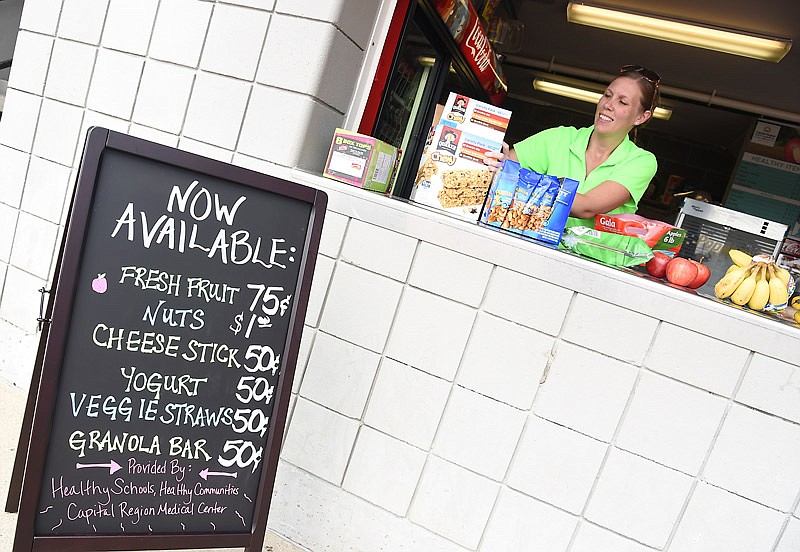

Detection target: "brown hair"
[617, 65, 660, 114]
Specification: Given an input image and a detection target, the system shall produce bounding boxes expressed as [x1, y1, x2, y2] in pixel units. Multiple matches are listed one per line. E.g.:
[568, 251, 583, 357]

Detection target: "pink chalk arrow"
[76, 460, 122, 474]
[199, 468, 237, 480]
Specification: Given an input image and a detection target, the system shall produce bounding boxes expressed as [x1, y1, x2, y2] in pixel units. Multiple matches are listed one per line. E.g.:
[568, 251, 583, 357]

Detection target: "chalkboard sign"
[11, 128, 326, 551]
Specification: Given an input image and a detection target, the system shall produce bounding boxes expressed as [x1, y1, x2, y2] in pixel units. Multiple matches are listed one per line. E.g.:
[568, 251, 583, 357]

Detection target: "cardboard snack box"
[323, 128, 400, 193]
[441, 92, 511, 142]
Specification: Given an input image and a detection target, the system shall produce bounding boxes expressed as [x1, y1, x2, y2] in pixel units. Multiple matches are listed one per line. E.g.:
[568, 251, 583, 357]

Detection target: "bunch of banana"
[714, 249, 792, 311]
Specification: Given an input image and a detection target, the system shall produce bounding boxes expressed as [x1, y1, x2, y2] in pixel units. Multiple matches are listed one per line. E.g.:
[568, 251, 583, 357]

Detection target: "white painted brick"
[385, 288, 475, 380]
[21, 156, 71, 223]
[457, 312, 553, 409]
[89, 48, 147, 119]
[275, 0, 380, 49]
[149, 0, 212, 68]
[175, 136, 232, 163]
[0, 89, 41, 153]
[8, 31, 53, 95]
[304, 254, 334, 327]
[737, 354, 800, 424]
[533, 342, 638, 441]
[10, 213, 58, 278]
[224, 0, 275, 10]
[670, 482, 785, 552]
[101, 0, 158, 55]
[318, 262, 402, 353]
[270, 462, 466, 552]
[0, 266, 47, 333]
[0, 145, 29, 207]
[408, 243, 492, 307]
[434, 386, 526, 480]
[647, 323, 748, 396]
[318, 211, 348, 258]
[280, 397, 359, 485]
[343, 427, 426, 516]
[585, 448, 693, 548]
[363, 358, 450, 449]
[703, 404, 800, 511]
[562, 295, 657, 365]
[75, 112, 129, 167]
[19, 0, 61, 35]
[200, 4, 270, 80]
[32, 99, 83, 166]
[238, 84, 343, 172]
[340, 219, 417, 281]
[0, 204, 19, 262]
[483, 267, 573, 336]
[44, 39, 96, 106]
[256, 15, 362, 112]
[58, 0, 107, 44]
[776, 516, 800, 552]
[291, 325, 315, 394]
[571, 522, 652, 552]
[616, 371, 727, 475]
[127, 125, 179, 148]
[409, 456, 499, 549]
[183, 72, 250, 149]
[300, 331, 380, 418]
[132, 61, 194, 133]
[506, 416, 607, 514]
[482, 488, 577, 551]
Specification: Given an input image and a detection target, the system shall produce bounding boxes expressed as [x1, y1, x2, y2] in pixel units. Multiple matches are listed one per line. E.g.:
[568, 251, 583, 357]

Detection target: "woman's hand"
[483, 142, 514, 171]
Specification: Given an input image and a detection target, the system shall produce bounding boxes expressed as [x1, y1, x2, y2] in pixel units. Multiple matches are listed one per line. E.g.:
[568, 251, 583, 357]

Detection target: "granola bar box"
[440, 92, 512, 143]
[410, 123, 502, 221]
[323, 128, 400, 193]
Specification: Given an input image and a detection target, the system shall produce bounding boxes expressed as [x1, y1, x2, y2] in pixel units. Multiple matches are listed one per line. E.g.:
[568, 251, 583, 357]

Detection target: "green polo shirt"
[514, 126, 657, 228]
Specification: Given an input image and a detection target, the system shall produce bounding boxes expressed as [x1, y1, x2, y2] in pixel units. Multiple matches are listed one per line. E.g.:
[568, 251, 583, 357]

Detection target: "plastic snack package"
[561, 226, 655, 267]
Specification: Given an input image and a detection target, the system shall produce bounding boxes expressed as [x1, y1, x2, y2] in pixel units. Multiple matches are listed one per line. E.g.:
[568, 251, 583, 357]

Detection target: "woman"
[485, 65, 660, 228]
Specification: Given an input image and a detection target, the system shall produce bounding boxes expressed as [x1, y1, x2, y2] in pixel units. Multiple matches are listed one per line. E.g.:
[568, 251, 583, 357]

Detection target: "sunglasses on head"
[619, 64, 661, 85]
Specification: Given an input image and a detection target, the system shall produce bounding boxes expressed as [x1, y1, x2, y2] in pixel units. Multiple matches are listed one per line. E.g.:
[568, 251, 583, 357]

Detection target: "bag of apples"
[646, 252, 711, 289]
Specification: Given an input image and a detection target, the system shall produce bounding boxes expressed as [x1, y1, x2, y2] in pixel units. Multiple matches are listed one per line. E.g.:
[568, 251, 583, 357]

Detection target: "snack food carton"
[594, 213, 686, 256]
[410, 123, 502, 220]
[441, 92, 511, 142]
[323, 128, 400, 193]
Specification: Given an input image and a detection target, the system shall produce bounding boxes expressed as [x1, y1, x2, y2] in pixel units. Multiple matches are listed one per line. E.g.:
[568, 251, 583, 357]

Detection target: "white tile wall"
[703, 404, 800, 511]
[562, 295, 658, 365]
[304, 254, 334, 327]
[585, 448, 693, 548]
[291, 326, 315, 394]
[183, 72, 250, 149]
[506, 416, 607, 514]
[9, 212, 58, 278]
[457, 312, 554, 409]
[0, 203, 19, 263]
[533, 342, 638, 441]
[280, 397, 359, 485]
[776, 517, 800, 552]
[669, 482, 785, 552]
[481, 488, 577, 551]
[318, 211, 348, 258]
[300, 331, 380, 418]
[19, 0, 61, 35]
[340, 219, 417, 281]
[407, 243, 492, 307]
[343, 426, 426, 515]
[571, 522, 652, 552]
[21, 156, 71, 223]
[58, 0, 108, 44]
[0, 145, 29, 207]
[127, 125, 179, 148]
[647, 323, 748, 396]
[44, 39, 96, 106]
[363, 358, 451, 450]
[132, 61, 194, 133]
[0, 89, 41, 153]
[200, 4, 270, 80]
[8, 31, 53, 95]
[275, 0, 380, 48]
[318, 262, 402, 353]
[176, 136, 232, 163]
[101, 0, 159, 55]
[409, 456, 499, 549]
[616, 371, 727, 475]
[483, 267, 573, 336]
[736, 353, 800, 423]
[226, 0, 276, 10]
[0, 266, 47, 333]
[433, 386, 526, 480]
[32, 98, 82, 165]
[385, 288, 475, 380]
[148, 0, 212, 67]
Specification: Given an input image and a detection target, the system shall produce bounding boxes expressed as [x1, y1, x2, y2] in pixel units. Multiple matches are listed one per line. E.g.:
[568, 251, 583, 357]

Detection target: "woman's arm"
[569, 180, 631, 219]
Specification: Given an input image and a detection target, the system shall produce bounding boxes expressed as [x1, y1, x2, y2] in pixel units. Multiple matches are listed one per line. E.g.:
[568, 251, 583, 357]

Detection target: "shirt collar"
[570, 125, 635, 167]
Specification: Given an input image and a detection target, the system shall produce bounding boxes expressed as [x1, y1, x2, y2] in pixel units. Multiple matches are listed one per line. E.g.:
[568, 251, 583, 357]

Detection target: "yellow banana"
[773, 265, 790, 286]
[714, 262, 754, 299]
[747, 265, 770, 311]
[792, 296, 800, 309]
[725, 264, 740, 275]
[730, 267, 758, 306]
[728, 249, 753, 268]
[795, 311, 800, 324]
[767, 265, 789, 306]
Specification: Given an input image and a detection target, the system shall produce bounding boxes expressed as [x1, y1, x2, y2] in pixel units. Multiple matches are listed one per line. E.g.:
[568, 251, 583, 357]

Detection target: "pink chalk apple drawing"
[92, 273, 108, 294]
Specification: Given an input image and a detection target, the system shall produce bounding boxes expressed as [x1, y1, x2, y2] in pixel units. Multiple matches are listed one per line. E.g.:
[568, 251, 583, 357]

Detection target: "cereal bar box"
[410, 123, 502, 220]
[441, 92, 511, 143]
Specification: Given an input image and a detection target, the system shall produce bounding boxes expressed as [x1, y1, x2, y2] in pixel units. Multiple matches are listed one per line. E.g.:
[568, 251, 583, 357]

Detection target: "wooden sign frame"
[9, 127, 327, 552]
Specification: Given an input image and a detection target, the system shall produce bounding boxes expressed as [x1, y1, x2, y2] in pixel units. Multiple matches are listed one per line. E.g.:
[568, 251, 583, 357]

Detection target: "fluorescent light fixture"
[566, 2, 791, 62]
[533, 78, 673, 120]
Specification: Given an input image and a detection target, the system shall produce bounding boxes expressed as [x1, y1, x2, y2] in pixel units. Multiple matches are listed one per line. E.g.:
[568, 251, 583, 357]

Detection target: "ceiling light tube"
[533, 78, 673, 120]
[566, 2, 792, 62]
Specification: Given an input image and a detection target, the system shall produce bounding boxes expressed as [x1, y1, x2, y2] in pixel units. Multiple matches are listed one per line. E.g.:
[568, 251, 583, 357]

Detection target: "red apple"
[686, 259, 711, 289]
[645, 252, 671, 278]
[665, 257, 699, 287]
[785, 136, 800, 164]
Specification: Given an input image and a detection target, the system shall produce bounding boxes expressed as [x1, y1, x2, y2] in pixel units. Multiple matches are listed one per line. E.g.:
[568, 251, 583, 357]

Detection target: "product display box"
[440, 92, 511, 142]
[323, 128, 400, 193]
[594, 213, 686, 255]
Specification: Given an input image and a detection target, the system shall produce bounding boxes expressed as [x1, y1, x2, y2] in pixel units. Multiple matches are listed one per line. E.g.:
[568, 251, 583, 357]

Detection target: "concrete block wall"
[0, 0, 381, 386]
